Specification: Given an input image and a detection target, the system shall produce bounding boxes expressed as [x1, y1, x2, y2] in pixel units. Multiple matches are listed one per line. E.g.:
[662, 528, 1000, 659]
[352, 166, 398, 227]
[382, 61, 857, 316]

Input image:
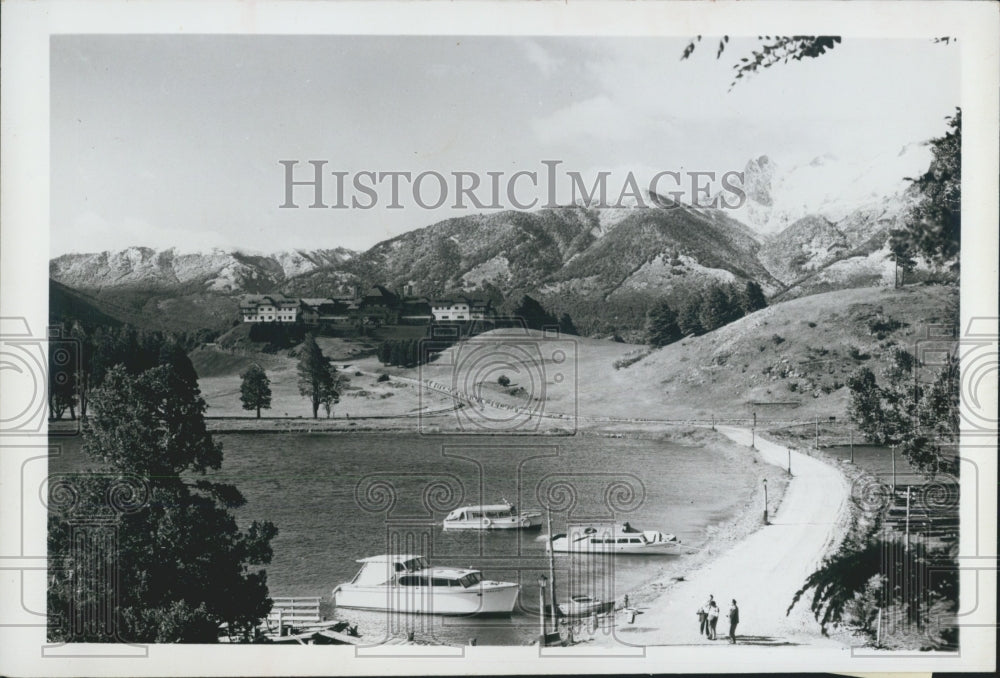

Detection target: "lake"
[51, 431, 755, 645]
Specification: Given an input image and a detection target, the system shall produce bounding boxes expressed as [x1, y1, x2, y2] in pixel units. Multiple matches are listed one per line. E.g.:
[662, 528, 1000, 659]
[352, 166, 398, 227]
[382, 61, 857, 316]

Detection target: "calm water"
[51, 432, 753, 645]
[825, 445, 958, 485]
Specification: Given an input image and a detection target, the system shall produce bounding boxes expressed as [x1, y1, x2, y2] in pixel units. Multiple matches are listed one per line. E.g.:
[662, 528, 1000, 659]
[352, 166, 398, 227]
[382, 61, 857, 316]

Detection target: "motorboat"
[557, 595, 615, 618]
[443, 502, 542, 530]
[549, 522, 684, 555]
[332, 554, 519, 615]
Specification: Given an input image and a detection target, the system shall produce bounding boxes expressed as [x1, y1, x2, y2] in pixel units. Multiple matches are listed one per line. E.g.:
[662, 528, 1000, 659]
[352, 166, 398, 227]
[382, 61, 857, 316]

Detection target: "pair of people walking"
[696, 595, 739, 643]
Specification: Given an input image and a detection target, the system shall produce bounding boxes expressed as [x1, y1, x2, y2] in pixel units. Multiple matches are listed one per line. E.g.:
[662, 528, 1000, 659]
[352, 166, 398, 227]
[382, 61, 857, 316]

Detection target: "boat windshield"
[459, 572, 482, 588]
[402, 557, 429, 571]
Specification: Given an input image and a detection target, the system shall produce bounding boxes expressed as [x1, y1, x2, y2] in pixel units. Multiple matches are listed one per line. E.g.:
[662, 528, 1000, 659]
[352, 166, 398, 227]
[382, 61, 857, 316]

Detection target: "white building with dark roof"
[240, 294, 301, 323]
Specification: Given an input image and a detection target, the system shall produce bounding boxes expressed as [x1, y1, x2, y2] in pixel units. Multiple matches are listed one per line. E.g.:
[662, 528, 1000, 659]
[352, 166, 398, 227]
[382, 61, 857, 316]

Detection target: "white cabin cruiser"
[443, 503, 542, 530]
[332, 554, 519, 615]
[549, 523, 683, 555]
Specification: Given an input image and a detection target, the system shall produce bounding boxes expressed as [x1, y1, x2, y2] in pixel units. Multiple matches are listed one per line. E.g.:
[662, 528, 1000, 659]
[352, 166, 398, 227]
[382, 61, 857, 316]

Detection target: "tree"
[510, 295, 558, 331]
[677, 295, 704, 336]
[847, 347, 958, 474]
[70, 321, 91, 418]
[320, 364, 349, 418]
[681, 35, 843, 89]
[698, 285, 736, 332]
[377, 341, 392, 365]
[741, 281, 768, 314]
[48, 325, 78, 420]
[497, 374, 511, 387]
[904, 109, 961, 270]
[788, 527, 957, 647]
[48, 362, 277, 642]
[297, 334, 332, 419]
[645, 300, 682, 347]
[239, 364, 272, 418]
[887, 229, 917, 288]
[558, 312, 578, 336]
[389, 341, 403, 367]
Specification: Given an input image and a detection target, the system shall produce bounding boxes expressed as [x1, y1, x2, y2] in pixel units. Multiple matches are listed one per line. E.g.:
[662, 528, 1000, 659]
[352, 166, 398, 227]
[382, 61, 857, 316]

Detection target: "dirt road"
[605, 426, 852, 647]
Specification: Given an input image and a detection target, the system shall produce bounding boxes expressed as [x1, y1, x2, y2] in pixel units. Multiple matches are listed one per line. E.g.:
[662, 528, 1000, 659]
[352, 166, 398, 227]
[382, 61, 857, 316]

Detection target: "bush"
[377, 373, 390, 383]
[847, 345, 870, 361]
[808, 321, 817, 328]
[497, 374, 511, 387]
[867, 313, 904, 336]
[771, 334, 786, 345]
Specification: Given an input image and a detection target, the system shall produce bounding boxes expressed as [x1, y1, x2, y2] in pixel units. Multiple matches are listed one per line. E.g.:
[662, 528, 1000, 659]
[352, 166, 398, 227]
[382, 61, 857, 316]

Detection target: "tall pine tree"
[645, 300, 682, 347]
[297, 334, 332, 419]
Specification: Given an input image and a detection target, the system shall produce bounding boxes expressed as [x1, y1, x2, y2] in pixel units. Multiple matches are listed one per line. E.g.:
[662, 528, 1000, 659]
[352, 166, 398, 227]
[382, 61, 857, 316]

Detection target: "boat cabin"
[348, 554, 484, 588]
[350, 554, 429, 586]
[445, 504, 519, 521]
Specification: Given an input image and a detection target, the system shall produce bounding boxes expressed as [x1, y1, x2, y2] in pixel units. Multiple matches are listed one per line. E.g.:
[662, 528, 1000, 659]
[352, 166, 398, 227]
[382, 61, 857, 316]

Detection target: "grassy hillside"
[193, 283, 957, 428]
[50, 279, 123, 328]
[355, 283, 956, 424]
[586, 283, 958, 422]
[51, 278, 238, 333]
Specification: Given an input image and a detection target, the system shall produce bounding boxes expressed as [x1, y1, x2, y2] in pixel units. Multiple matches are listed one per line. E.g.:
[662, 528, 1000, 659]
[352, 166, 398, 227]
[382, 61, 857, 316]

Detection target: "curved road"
[604, 426, 852, 647]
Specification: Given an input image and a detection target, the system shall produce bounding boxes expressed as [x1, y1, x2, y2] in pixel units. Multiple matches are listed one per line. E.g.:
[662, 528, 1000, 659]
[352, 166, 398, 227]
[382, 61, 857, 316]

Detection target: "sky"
[50, 35, 960, 256]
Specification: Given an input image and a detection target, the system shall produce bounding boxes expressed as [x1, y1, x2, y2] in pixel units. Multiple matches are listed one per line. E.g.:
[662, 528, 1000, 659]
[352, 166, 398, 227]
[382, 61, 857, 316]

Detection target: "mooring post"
[546, 508, 558, 633]
[538, 575, 548, 646]
[762, 478, 769, 525]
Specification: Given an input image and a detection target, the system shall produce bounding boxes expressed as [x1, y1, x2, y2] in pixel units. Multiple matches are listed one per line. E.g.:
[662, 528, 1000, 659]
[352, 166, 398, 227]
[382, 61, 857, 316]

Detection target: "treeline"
[48, 319, 215, 420]
[247, 322, 307, 352]
[645, 280, 767, 347]
[376, 337, 462, 368]
[497, 295, 578, 335]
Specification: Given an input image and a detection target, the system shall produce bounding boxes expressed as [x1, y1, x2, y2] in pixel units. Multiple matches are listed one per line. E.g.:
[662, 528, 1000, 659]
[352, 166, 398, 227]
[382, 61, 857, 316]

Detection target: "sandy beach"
[587, 426, 852, 648]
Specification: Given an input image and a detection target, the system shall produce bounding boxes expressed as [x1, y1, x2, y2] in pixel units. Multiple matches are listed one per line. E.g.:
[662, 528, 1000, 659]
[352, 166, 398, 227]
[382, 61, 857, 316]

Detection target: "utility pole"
[891, 445, 897, 493]
[849, 426, 854, 463]
[751, 411, 756, 448]
[814, 417, 820, 450]
[787, 447, 792, 476]
[904, 486, 911, 552]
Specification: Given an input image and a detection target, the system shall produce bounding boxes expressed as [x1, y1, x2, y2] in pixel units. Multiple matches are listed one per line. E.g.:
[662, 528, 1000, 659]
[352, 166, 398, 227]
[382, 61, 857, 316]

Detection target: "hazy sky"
[50, 35, 959, 255]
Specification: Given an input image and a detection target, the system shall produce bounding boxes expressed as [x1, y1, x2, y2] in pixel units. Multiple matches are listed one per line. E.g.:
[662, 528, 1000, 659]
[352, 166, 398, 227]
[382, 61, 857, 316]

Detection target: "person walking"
[697, 594, 713, 636]
[707, 600, 720, 640]
[727, 599, 740, 644]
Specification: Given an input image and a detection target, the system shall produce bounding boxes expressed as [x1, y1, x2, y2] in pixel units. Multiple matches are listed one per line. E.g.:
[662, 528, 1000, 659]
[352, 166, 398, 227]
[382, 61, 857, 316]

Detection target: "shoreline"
[581, 427, 852, 648]
[571, 428, 791, 624]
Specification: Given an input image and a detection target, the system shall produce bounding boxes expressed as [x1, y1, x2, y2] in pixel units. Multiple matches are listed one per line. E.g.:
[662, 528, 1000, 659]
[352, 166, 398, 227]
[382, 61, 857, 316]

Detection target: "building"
[362, 285, 398, 308]
[399, 297, 434, 324]
[300, 298, 355, 324]
[240, 294, 301, 323]
[430, 297, 492, 322]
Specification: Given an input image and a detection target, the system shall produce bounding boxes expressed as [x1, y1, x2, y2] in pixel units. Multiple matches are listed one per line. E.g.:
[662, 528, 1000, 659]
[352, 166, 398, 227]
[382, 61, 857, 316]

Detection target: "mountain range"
[49, 145, 938, 336]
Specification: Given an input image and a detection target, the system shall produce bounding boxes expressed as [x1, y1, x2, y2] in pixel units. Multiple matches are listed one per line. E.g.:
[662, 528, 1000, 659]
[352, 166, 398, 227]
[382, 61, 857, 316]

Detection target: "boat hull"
[333, 583, 519, 615]
[558, 600, 614, 617]
[550, 540, 683, 555]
